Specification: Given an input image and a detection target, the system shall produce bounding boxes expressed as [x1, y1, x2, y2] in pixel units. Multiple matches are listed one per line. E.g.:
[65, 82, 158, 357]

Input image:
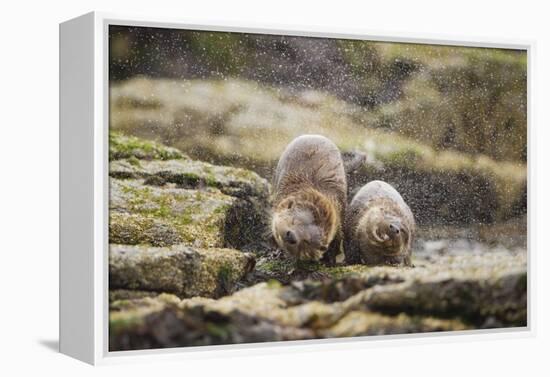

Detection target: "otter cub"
[272, 135, 347, 264]
[344, 180, 415, 266]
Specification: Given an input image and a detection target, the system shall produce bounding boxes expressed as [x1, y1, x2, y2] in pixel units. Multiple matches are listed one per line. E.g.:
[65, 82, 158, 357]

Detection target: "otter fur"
[344, 180, 415, 266]
[271, 135, 347, 263]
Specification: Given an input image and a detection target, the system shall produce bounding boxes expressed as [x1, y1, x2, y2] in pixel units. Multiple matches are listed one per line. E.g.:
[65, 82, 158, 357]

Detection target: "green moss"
[230, 166, 260, 181]
[266, 279, 282, 289]
[109, 290, 159, 302]
[256, 257, 381, 282]
[256, 259, 294, 275]
[109, 212, 180, 246]
[295, 260, 323, 271]
[188, 32, 247, 74]
[378, 148, 424, 169]
[205, 322, 232, 339]
[194, 191, 204, 201]
[109, 313, 145, 335]
[376, 42, 526, 71]
[212, 203, 230, 215]
[109, 131, 184, 161]
[318, 264, 373, 279]
[127, 155, 142, 167]
[109, 296, 173, 335]
[120, 184, 152, 209]
[111, 178, 235, 247]
[205, 175, 219, 187]
[113, 95, 163, 110]
[179, 212, 194, 226]
[217, 264, 236, 293]
[172, 172, 200, 186]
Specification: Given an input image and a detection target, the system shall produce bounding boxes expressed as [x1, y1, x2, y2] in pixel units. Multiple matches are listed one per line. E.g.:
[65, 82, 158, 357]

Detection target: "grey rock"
[109, 244, 256, 299]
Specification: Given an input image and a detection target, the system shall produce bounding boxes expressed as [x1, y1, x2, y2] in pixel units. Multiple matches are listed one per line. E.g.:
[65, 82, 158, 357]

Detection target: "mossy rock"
[109, 289, 161, 302]
[108, 134, 270, 248]
[256, 249, 527, 327]
[110, 132, 185, 161]
[109, 244, 256, 299]
[109, 178, 235, 248]
[372, 46, 527, 162]
[109, 290, 316, 351]
[109, 175, 268, 249]
[110, 157, 269, 199]
[109, 248, 526, 350]
[109, 212, 184, 247]
[322, 312, 468, 337]
[352, 271, 527, 327]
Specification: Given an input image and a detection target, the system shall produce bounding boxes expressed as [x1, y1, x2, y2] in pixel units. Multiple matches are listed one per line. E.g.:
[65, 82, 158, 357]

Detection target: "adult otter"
[271, 135, 347, 264]
[344, 180, 414, 266]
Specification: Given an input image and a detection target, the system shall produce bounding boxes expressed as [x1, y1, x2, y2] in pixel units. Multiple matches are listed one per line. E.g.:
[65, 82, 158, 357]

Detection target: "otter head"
[358, 206, 410, 256]
[272, 197, 331, 261]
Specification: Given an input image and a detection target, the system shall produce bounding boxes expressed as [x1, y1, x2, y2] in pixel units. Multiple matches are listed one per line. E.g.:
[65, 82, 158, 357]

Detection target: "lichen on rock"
[110, 132, 185, 161]
[323, 311, 469, 337]
[109, 244, 255, 299]
[108, 156, 270, 249]
[110, 156, 269, 199]
[109, 247, 525, 350]
[109, 178, 236, 248]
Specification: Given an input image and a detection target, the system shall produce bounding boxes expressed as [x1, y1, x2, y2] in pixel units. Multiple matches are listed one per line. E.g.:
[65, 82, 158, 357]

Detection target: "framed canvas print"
[60, 12, 532, 365]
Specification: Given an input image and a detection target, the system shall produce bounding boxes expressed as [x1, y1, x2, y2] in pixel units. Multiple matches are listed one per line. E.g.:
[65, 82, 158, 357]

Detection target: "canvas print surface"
[108, 25, 527, 351]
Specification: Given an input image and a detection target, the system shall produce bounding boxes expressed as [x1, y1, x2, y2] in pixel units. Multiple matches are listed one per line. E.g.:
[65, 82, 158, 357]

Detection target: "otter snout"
[285, 230, 297, 245]
[388, 222, 400, 236]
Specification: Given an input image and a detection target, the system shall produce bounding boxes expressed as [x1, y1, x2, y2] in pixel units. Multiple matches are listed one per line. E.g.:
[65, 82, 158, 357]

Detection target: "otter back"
[273, 135, 346, 206]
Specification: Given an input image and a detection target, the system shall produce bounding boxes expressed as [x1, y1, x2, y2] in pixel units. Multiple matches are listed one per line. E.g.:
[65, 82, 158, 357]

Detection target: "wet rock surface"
[110, 248, 525, 350]
[109, 133, 270, 249]
[109, 244, 255, 298]
[108, 134, 527, 351]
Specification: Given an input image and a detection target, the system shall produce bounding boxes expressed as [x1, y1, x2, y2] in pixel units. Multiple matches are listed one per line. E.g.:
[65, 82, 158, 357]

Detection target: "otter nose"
[388, 223, 400, 235]
[285, 230, 297, 245]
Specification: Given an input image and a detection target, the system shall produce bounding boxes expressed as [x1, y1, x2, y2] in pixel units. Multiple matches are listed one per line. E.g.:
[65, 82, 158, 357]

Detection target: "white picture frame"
[59, 11, 534, 365]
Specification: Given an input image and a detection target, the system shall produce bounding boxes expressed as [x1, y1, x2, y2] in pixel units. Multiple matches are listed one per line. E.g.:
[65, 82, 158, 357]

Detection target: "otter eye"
[287, 200, 294, 209]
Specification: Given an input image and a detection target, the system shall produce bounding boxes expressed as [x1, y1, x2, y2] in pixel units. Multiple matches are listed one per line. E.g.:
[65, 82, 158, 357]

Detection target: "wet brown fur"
[344, 181, 415, 266]
[272, 135, 347, 263]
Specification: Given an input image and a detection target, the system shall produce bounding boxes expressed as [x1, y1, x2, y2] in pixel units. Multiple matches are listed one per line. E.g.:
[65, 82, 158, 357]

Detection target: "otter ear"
[287, 200, 294, 209]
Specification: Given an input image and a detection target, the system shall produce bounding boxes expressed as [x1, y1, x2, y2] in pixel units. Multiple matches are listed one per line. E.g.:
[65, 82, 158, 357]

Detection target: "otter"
[271, 135, 347, 264]
[344, 180, 414, 266]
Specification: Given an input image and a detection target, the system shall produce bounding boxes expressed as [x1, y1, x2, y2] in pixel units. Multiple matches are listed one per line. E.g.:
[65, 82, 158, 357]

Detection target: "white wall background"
[1, 0, 548, 374]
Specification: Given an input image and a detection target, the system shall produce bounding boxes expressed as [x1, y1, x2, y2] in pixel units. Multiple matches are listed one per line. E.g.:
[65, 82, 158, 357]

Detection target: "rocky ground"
[108, 133, 527, 351]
